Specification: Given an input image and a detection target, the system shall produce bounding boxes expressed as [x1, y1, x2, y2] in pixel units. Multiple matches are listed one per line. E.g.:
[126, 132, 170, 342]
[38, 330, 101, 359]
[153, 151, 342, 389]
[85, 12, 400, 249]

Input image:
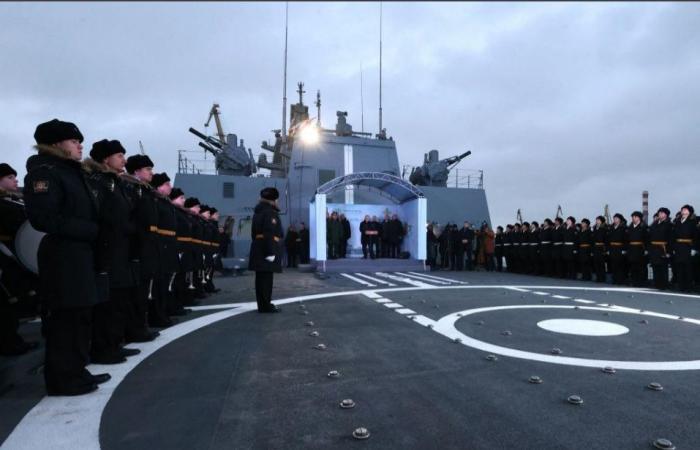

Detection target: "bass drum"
[14, 220, 46, 274]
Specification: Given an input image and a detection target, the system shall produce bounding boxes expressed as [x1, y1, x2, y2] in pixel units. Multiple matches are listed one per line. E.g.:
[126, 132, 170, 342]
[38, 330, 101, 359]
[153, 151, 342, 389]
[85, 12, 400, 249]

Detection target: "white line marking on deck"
[552, 295, 571, 299]
[396, 308, 417, 315]
[375, 298, 391, 303]
[362, 292, 382, 299]
[394, 272, 449, 285]
[407, 271, 465, 284]
[507, 287, 531, 293]
[339, 273, 375, 287]
[354, 273, 396, 286]
[533, 291, 550, 296]
[375, 272, 433, 287]
[384, 303, 403, 308]
[573, 299, 596, 304]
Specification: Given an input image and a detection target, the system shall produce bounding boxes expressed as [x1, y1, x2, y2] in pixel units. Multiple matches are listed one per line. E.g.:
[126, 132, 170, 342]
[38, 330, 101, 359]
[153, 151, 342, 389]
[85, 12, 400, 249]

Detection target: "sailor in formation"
[492, 205, 699, 292]
[6, 118, 225, 396]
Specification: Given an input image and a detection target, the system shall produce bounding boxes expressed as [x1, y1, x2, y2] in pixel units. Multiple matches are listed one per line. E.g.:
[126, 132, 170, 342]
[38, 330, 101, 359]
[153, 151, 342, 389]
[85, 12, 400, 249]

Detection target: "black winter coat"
[154, 194, 179, 274]
[83, 159, 138, 289]
[626, 223, 647, 263]
[248, 201, 283, 273]
[672, 216, 696, 263]
[174, 207, 194, 272]
[648, 218, 673, 265]
[24, 146, 101, 309]
[120, 174, 160, 278]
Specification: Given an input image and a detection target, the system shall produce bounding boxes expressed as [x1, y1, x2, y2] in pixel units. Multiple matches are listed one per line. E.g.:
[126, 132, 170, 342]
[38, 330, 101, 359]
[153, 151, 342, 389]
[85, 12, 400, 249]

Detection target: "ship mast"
[360, 63, 365, 133]
[282, 2, 289, 137]
[378, 1, 383, 136]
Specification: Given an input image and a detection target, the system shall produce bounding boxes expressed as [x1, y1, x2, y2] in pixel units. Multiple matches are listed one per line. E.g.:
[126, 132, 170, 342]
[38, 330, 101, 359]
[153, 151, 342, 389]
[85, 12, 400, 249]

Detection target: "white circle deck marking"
[537, 318, 629, 336]
[435, 304, 700, 371]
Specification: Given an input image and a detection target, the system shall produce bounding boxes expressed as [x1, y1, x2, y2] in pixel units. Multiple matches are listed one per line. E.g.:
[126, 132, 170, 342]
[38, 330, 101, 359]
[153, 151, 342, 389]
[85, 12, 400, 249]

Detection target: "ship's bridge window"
[222, 182, 235, 198]
[318, 169, 335, 186]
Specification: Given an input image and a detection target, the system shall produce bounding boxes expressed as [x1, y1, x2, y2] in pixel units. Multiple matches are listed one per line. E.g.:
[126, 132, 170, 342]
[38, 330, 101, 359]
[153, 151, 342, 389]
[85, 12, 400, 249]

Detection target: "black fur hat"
[150, 172, 170, 189]
[34, 118, 84, 144]
[125, 154, 154, 174]
[90, 139, 125, 161]
[0, 163, 17, 178]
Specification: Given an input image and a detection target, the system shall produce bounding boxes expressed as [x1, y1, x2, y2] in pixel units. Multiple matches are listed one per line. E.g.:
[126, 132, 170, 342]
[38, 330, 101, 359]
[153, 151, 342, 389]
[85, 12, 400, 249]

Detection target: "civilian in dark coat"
[285, 225, 299, 268]
[359, 216, 373, 259]
[298, 222, 310, 264]
[340, 214, 351, 258]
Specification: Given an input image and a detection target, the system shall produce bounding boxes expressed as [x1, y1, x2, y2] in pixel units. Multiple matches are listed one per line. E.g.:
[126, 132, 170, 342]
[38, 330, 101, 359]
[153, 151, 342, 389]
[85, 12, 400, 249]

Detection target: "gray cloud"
[1, 1, 699, 227]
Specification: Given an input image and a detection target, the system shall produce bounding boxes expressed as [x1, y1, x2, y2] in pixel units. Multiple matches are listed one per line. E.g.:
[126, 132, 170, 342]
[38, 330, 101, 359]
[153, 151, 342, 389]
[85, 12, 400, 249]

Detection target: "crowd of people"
[426, 221, 496, 271]
[0, 119, 227, 396]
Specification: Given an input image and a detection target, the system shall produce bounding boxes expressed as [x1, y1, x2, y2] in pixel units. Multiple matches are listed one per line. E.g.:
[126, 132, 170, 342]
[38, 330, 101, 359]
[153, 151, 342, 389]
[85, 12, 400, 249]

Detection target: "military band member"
[121, 154, 161, 342]
[184, 197, 206, 299]
[562, 217, 578, 279]
[648, 207, 673, 290]
[249, 187, 283, 313]
[0, 163, 39, 356]
[83, 139, 141, 364]
[169, 187, 197, 309]
[25, 119, 110, 395]
[150, 173, 179, 326]
[578, 218, 593, 281]
[672, 205, 696, 292]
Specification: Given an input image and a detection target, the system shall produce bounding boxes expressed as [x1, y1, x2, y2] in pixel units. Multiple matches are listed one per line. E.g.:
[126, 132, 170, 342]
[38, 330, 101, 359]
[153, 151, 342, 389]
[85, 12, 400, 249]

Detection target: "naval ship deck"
[2, 269, 699, 449]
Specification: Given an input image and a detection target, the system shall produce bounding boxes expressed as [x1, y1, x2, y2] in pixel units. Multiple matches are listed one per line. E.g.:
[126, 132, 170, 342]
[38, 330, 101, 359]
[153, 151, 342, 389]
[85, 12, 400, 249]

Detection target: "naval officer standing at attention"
[249, 187, 283, 313]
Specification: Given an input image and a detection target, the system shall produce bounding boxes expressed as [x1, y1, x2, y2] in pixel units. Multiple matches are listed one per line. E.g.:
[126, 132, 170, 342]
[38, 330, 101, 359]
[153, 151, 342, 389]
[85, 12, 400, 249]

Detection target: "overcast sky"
[2, 1, 699, 227]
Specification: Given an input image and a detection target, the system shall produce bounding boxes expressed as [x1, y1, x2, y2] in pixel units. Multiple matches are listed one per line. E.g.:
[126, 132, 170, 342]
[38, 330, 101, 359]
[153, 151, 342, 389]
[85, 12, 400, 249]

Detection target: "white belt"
[503, 243, 511, 246]
[529, 243, 539, 246]
[564, 242, 575, 245]
[540, 241, 551, 244]
[553, 243, 563, 246]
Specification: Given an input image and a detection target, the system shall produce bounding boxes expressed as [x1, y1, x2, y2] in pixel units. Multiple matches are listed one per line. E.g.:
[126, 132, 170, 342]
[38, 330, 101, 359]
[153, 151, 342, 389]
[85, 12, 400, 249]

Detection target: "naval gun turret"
[189, 127, 257, 176]
[409, 149, 471, 187]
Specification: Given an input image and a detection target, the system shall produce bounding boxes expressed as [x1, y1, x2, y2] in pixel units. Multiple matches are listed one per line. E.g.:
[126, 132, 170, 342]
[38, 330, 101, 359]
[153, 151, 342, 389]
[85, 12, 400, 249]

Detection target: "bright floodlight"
[299, 123, 320, 145]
